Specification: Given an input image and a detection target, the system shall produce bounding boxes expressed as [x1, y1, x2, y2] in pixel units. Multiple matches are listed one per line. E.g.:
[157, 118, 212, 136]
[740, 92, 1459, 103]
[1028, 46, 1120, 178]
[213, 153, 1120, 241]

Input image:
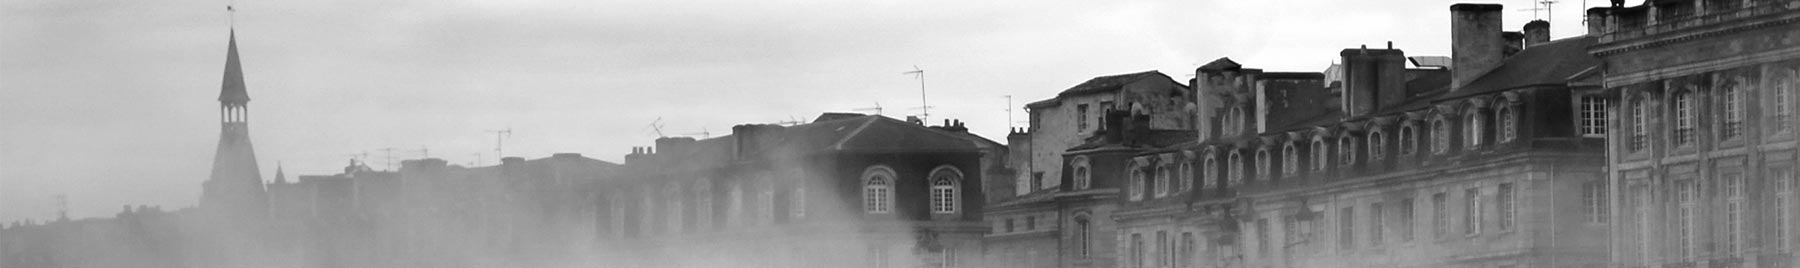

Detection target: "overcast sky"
[0, 0, 1621, 222]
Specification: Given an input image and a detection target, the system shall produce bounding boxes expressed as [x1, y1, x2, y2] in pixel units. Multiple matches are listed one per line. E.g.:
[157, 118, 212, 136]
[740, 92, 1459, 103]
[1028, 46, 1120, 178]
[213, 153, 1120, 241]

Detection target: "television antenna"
[1518, 0, 1558, 21]
[376, 147, 397, 171]
[1004, 95, 1015, 128]
[775, 115, 804, 126]
[411, 146, 430, 159]
[642, 117, 666, 138]
[485, 128, 512, 158]
[902, 66, 928, 122]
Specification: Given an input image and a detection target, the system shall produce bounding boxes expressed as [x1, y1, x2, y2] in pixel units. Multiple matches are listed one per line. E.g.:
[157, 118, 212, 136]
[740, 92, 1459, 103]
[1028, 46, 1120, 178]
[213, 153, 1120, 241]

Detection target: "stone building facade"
[593, 115, 995, 268]
[1585, 1, 1800, 267]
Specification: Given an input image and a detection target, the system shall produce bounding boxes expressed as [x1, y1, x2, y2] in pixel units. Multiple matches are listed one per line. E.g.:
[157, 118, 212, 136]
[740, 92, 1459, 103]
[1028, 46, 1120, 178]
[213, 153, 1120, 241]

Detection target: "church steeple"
[201, 28, 267, 218]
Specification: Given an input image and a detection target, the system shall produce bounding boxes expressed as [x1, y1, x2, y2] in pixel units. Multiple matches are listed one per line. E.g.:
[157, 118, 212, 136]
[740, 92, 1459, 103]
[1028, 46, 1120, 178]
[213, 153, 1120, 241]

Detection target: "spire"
[273, 162, 287, 184]
[219, 29, 250, 104]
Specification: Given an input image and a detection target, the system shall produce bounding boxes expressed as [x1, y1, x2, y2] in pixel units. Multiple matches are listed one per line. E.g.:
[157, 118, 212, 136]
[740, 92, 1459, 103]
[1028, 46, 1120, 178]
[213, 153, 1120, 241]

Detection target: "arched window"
[1255, 149, 1271, 181]
[1433, 118, 1451, 154]
[862, 166, 895, 214]
[1722, 82, 1743, 139]
[1498, 106, 1517, 142]
[1311, 140, 1328, 171]
[1154, 163, 1171, 197]
[1178, 160, 1193, 192]
[1228, 152, 1244, 186]
[1466, 111, 1485, 148]
[1399, 125, 1416, 155]
[1227, 106, 1246, 135]
[664, 182, 683, 233]
[1338, 136, 1356, 166]
[1075, 215, 1093, 258]
[1130, 166, 1148, 201]
[930, 166, 962, 214]
[1674, 91, 1695, 146]
[1072, 156, 1092, 190]
[1203, 156, 1219, 189]
[756, 177, 773, 225]
[1368, 131, 1386, 160]
[1282, 144, 1298, 175]
[695, 179, 713, 230]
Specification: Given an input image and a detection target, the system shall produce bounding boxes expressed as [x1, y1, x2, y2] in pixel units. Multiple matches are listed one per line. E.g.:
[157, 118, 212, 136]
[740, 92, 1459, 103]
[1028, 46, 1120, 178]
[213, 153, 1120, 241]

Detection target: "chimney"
[1523, 20, 1551, 47]
[1450, 3, 1505, 90]
[1339, 44, 1407, 117]
[625, 147, 649, 165]
[500, 156, 525, 176]
[731, 124, 784, 159]
[1502, 32, 1525, 56]
[1586, 7, 1608, 36]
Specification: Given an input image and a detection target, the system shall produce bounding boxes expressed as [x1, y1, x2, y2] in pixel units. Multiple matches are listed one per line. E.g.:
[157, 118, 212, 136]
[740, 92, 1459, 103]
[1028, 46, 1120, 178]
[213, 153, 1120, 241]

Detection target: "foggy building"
[199, 29, 268, 220]
[594, 114, 994, 268]
[1585, 1, 1800, 267]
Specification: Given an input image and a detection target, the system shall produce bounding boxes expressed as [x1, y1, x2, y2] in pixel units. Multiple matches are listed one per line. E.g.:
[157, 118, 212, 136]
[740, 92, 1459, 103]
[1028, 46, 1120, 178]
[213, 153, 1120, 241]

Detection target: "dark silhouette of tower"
[200, 29, 268, 219]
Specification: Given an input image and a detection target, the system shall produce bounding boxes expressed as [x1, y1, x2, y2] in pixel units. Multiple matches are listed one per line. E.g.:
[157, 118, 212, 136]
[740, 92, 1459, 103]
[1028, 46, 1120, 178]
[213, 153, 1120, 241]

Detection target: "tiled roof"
[1443, 36, 1600, 99]
[1055, 70, 1173, 98]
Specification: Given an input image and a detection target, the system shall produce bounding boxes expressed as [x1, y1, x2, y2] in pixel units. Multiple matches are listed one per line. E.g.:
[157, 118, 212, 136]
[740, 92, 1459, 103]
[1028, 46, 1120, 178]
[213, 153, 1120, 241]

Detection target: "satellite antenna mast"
[485, 128, 512, 158]
[643, 117, 666, 137]
[1004, 95, 1015, 128]
[903, 66, 927, 122]
[681, 127, 711, 139]
[411, 146, 429, 159]
[375, 147, 398, 171]
[52, 194, 67, 221]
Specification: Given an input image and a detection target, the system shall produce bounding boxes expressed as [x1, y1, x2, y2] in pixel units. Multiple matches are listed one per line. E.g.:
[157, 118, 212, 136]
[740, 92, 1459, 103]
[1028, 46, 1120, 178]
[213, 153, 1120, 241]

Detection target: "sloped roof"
[1445, 36, 1600, 98]
[219, 30, 249, 104]
[642, 115, 988, 170]
[1055, 70, 1173, 98]
[1197, 57, 1242, 72]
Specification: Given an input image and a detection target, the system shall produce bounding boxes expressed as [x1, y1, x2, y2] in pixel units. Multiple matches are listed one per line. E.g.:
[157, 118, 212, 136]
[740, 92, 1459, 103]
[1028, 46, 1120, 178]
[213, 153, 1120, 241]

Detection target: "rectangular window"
[1676, 179, 1697, 260]
[1774, 71, 1793, 131]
[1432, 193, 1449, 238]
[1775, 167, 1796, 252]
[1465, 188, 1482, 235]
[1339, 207, 1355, 251]
[1580, 95, 1608, 137]
[1398, 198, 1415, 242]
[1157, 231, 1168, 268]
[1370, 202, 1385, 246]
[1584, 181, 1608, 223]
[1283, 217, 1299, 255]
[1076, 104, 1090, 132]
[1497, 183, 1515, 232]
[1256, 218, 1271, 259]
[1004, 219, 1014, 233]
[1723, 172, 1744, 256]
[1025, 216, 1035, 230]
[1132, 233, 1145, 268]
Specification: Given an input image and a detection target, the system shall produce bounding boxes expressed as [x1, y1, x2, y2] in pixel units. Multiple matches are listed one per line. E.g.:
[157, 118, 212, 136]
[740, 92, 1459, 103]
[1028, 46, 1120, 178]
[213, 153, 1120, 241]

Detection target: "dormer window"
[1466, 112, 1485, 148]
[1255, 149, 1271, 181]
[1399, 125, 1416, 155]
[1432, 118, 1451, 154]
[1282, 144, 1299, 175]
[1228, 152, 1244, 186]
[1312, 140, 1328, 171]
[1368, 131, 1386, 160]
[1203, 156, 1219, 189]
[1154, 163, 1171, 197]
[1338, 136, 1355, 166]
[1498, 106, 1517, 142]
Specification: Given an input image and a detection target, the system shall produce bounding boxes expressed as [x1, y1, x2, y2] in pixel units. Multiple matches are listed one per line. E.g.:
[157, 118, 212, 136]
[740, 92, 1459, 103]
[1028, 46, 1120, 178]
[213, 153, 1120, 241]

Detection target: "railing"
[1601, 2, 1795, 42]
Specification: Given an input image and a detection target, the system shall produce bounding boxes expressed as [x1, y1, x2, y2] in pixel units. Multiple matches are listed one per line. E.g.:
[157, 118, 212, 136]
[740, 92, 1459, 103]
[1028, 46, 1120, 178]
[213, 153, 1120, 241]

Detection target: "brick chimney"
[1339, 43, 1407, 117]
[1523, 20, 1551, 47]
[1450, 3, 1505, 90]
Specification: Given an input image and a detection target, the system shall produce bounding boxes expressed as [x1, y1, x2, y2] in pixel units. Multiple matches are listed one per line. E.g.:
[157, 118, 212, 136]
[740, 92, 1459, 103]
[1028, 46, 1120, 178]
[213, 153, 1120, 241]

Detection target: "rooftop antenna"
[52, 194, 67, 221]
[775, 115, 804, 126]
[411, 146, 430, 159]
[902, 66, 927, 122]
[642, 117, 666, 138]
[1004, 95, 1015, 128]
[1518, 0, 1557, 21]
[485, 128, 512, 158]
[376, 147, 397, 171]
[853, 102, 884, 115]
[470, 152, 483, 167]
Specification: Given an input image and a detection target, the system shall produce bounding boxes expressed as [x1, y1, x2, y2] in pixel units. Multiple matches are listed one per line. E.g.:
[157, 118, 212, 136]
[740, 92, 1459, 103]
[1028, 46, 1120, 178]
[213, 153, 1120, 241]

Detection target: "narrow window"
[1774, 167, 1795, 252]
[1180, 233, 1195, 268]
[1368, 131, 1385, 160]
[1722, 82, 1744, 139]
[1398, 198, 1415, 242]
[1132, 233, 1145, 268]
[1256, 218, 1271, 259]
[1774, 71, 1794, 131]
[1074, 166, 1091, 190]
[1399, 125, 1416, 155]
[1674, 91, 1695, 146]
[1228, 153, 1244, 186]
[1579, 95, 1608, 137]
[1255, 150, 1271, 181]
[1130, 168, 1147, 201]
[792, 182, 806, 220]
[1282, 144, 1298, 175]
[1157, 231, 1169, 268]
[1179, 161, 1193, 192]
[1497, 183, 1515, 231]
[1433, 118, 1451, 154]
[1723, 173, 1744, 256]
[1498, 107, 1517, 142]
[1466, 111, 1484, 148]
[1432, 193, 1449, 238]
[1370, 202, 1385, 246]
[1203, 157, 1218, 189]
[1676, 179, 1697, 260]
[1340, 207, 1356, 250]
[1631, 97, 1648, 151]
[1155, 164, 1171, 197]
[1465, 188, 1482, 235]
[1077, 104, 1090, 132]
[1312, 140, 1328, 171]
[1076, 217, 1092, 257]
[1338, 136, 1355, 167]
[1584, 181, 1608, 223]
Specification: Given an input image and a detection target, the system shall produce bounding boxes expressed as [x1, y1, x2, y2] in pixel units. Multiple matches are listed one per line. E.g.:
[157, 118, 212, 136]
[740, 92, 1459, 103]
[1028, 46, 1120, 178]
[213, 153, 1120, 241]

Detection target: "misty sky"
[0, 0, 1621, 222]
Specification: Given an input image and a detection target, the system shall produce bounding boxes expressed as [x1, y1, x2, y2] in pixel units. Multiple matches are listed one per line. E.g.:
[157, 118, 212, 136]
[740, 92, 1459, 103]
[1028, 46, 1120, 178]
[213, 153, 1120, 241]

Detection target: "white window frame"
[929, 166, 963, 214]
[862, 166, 896, 214]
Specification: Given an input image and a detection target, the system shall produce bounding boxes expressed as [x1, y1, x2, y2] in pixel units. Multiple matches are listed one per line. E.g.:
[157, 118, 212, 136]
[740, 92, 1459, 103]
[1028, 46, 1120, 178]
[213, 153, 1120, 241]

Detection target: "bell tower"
[200, 29, 268, 218]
